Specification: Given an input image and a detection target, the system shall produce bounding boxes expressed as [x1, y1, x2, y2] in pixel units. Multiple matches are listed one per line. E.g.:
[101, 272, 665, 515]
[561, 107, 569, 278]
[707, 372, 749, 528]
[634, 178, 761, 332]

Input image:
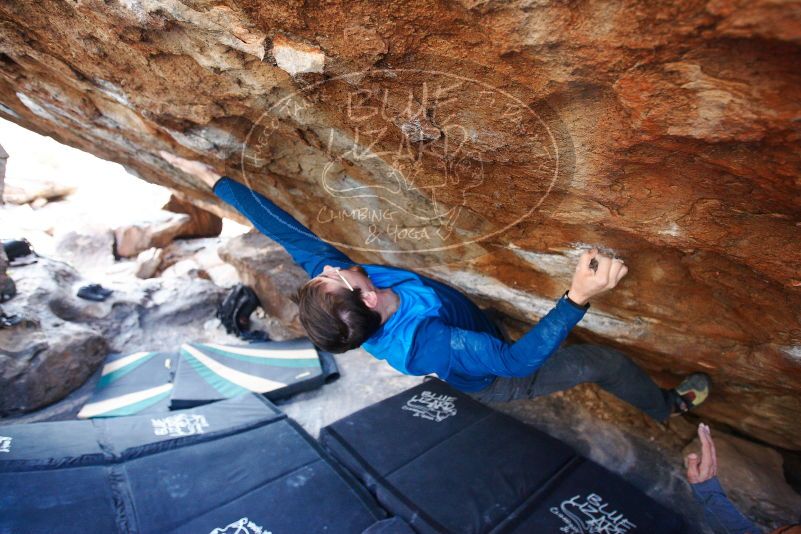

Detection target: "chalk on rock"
[397, 116, 442, 143]
[271, 35, 325, 76]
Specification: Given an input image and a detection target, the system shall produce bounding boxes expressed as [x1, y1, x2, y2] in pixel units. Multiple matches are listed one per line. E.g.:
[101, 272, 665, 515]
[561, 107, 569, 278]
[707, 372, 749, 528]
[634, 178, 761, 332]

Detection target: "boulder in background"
[54, 226, 116, 277]
[134, 246, 163, 279]
[0, 258, 108, 414]
[2, 175, 74, 205]
[113, 210, 190, 257]
[162, 193, 222, 239]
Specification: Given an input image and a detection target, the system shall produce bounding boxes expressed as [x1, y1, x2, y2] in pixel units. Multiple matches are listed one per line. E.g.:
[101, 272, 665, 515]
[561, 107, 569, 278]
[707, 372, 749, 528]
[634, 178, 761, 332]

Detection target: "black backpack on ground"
[216, 284, 270, 342]
[2, 238, 37, 266]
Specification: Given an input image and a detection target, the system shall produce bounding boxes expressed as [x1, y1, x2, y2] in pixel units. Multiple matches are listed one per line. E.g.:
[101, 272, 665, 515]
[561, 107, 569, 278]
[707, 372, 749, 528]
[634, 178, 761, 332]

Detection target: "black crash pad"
[320, 379, 686, 534]
[0, 394, 384, 533]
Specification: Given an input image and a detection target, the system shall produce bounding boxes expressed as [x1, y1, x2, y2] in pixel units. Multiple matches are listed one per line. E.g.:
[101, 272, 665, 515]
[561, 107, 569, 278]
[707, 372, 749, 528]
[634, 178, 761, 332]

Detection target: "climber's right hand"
[159, 151, 221, 190]
[567, 248, 627, 305]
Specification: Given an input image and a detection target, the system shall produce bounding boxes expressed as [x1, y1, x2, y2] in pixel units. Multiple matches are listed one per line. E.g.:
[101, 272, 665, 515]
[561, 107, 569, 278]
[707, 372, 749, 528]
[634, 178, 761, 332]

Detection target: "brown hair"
[296, 278, 382, 353]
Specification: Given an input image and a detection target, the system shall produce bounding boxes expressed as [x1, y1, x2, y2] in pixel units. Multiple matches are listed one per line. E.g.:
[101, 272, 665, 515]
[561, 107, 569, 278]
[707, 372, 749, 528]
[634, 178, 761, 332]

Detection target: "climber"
[167, 156, 710, 422]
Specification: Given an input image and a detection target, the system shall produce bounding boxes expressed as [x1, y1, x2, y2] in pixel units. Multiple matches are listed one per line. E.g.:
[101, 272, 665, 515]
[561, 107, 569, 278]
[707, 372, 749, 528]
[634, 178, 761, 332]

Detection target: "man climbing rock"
[165, 154, 709, 421]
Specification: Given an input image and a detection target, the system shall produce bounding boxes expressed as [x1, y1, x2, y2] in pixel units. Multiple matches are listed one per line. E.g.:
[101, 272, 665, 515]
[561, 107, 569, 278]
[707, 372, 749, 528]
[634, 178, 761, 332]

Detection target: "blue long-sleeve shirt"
[691, 478, 761, 534]
[213, 176, 589, 391]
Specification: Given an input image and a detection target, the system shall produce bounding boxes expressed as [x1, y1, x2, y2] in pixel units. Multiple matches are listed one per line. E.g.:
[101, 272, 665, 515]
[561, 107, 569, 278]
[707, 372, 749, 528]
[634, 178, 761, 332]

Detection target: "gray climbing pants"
[468, 343, 673, 422]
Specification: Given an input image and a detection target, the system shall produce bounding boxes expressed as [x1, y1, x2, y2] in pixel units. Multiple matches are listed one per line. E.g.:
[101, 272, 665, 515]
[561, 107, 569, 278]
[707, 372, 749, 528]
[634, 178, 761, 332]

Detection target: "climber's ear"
[361, 290, 378, 309]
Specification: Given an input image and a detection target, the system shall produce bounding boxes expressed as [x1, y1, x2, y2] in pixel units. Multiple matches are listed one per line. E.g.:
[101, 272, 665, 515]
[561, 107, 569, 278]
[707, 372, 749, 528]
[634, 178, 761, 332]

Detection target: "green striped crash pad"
[78, 351, 175, 419]
[169, 339, 338, 409]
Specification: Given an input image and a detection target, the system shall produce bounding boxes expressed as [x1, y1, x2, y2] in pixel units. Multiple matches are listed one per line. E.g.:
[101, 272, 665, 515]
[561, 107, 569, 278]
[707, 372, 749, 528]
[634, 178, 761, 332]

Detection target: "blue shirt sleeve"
[691, 477, 761, 534]
[213, 176, 354, 277]
[407, 295, 588, 379]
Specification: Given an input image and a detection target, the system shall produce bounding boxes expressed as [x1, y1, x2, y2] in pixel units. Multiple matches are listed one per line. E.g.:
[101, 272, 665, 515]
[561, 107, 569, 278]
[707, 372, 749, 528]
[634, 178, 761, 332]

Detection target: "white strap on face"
[333, 267, 354, 291]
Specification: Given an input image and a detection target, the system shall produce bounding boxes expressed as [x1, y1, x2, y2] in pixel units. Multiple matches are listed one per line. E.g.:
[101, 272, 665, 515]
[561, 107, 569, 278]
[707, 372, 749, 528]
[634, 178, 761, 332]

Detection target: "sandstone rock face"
[0, 1, 799, 449]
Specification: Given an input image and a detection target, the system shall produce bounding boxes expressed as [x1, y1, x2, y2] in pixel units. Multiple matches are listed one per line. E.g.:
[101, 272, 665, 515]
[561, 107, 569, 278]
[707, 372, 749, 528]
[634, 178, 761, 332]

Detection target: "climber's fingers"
[684, 453, 701, 484]
[698, 423, 716, 480]
[575, 248, 598, 276]
[703, 424, 718, 476]
[607, 258, 627, 288]
[616, 263, 628, 283]
[595, 254, 613, 282]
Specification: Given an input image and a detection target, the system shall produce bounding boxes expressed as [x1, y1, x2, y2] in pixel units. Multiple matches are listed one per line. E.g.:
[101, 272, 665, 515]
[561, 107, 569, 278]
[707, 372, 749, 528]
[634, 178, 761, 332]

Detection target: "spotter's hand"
[567, 248, 628, 305]
[685, 423, 718, 484]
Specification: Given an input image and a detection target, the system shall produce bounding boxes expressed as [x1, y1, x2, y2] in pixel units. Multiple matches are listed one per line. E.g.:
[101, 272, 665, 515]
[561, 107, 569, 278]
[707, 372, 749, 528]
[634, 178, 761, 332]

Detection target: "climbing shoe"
[0, 309, 22, 328]
[77, 283, 113, 302]
[670, 372, 710, 415]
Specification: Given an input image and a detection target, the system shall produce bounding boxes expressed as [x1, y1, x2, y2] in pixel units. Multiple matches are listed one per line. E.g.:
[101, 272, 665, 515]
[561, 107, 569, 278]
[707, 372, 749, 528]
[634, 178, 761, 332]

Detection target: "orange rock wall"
[0, 0, 799, 448]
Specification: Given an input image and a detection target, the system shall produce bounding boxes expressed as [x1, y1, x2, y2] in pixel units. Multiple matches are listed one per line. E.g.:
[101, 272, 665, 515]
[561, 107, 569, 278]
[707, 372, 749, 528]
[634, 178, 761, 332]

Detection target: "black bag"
[216, 284, 270, 341]
[2, 238, 37, 266]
